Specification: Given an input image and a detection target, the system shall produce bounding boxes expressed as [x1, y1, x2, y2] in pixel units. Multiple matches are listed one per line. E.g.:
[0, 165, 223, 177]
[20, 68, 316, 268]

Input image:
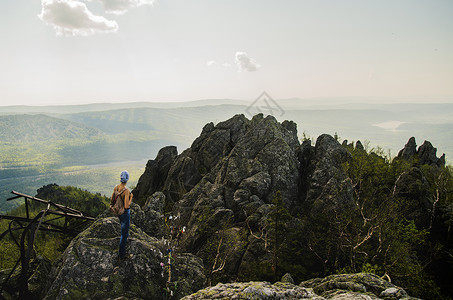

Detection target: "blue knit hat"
[120, 170, 129, 183]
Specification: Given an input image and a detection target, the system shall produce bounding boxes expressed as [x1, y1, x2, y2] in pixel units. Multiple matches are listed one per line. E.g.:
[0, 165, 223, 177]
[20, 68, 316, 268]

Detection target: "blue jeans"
[118, 208, 130, 258]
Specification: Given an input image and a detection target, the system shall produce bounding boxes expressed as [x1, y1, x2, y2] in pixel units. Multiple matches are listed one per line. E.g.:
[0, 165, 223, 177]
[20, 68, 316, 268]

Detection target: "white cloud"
[96, 0, 155, 15]
[235, 52, 259, 72]
[206, 60, 218, 67]
[38, 0, 119, 36]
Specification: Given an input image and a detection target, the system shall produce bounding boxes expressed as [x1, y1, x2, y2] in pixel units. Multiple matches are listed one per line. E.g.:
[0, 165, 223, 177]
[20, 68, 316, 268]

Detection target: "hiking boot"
[119, 253, 133, 261]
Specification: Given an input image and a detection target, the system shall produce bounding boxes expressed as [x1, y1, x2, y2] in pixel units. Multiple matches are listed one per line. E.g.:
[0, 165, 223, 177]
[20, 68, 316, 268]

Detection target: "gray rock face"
[300, 273, 412, 300]
[397, 137, 445, 167]
[132, 146, 178, 205]
[170, 114, 302, 278]
[355, 140, 365, 151]
[162, 115, 251, 206]
[129, 114, 359, 283]
[98, 193, 166, 239]
[418, 140, 444, 167]
[304, 134, 355, 215]
[182, 273, 415, 300]
[130, 201, 165, 239]
[44, 217, 206, 300]
[181, 281, 321, 300]
[398, 137, 417, 160]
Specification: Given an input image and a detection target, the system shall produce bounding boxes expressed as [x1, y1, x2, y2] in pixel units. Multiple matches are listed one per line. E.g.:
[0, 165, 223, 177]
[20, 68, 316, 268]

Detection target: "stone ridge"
[132, 113, 358, 281]
[397, 136, 445, 167]
[182, 273, 419, 300]
[181, 281, 321, 300]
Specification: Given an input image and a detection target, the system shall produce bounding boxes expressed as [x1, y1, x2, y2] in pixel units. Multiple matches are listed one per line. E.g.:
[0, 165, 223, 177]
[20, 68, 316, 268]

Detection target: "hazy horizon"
[1, 95, 453, 108]
[1, 0, 452, 106]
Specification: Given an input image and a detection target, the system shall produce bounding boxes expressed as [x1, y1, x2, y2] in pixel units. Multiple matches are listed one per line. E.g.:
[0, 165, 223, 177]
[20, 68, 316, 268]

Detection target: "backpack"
[110, 187, 127, 216]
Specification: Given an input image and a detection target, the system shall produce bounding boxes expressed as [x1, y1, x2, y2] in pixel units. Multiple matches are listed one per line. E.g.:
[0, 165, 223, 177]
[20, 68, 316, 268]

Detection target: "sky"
[0, 0, 452, 106]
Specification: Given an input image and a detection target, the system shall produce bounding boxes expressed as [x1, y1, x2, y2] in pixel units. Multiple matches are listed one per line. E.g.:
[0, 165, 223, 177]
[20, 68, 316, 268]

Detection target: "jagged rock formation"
[182, 273, 417, 300]
[394, 137, 447, 228]
[398, 137, 445, 167]
[398, 137, 417, 160]
[132, 146, 178, 205]
[301, 134, 354, 216]
[98, 193, 167, 239]
[418, 140, 446, 167]
[355, 140, 364, 151]
[132, 114, 356, 282]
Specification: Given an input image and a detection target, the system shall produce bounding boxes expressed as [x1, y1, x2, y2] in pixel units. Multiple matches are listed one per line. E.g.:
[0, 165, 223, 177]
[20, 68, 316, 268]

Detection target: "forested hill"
[0, 114, 104, 143]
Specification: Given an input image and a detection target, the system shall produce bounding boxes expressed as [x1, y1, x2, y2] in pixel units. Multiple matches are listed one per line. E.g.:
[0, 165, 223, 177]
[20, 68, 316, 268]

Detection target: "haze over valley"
[1, 98, 452, 213]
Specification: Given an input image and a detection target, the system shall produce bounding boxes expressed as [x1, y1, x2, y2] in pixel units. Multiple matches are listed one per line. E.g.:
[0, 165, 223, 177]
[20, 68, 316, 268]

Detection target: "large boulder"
[44, 217, 206, 300]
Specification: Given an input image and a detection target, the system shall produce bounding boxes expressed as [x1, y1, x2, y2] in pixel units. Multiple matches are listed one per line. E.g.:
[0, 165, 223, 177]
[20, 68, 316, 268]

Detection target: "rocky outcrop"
[418, 140, 445, 167]
[181, 281, 320, 299]
[132, 146, 178, 205]
[303, 134, 354, 216]
[394, 137, 448, 228]
[44, 216, 206, 300]
[165, 115, 251, 205]
[300, 273, 413, 299]
[355, 140, 365, 151]
[171, 114, 302, 279]
[397, 137, 445, 167]
[129, 114, 357, 283]
[98, 192, 166, 239]
[182, 273, 417, 300]
[398, 137, 417, 160]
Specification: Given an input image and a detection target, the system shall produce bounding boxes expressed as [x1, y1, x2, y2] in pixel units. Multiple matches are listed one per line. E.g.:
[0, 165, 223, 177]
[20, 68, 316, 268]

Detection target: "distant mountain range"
[0, 99, 452, 213]
[0, 114, 104, 143]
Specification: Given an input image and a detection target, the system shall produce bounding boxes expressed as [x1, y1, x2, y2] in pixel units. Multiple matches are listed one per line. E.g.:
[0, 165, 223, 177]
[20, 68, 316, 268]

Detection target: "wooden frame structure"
[0, 191, 95, 299]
